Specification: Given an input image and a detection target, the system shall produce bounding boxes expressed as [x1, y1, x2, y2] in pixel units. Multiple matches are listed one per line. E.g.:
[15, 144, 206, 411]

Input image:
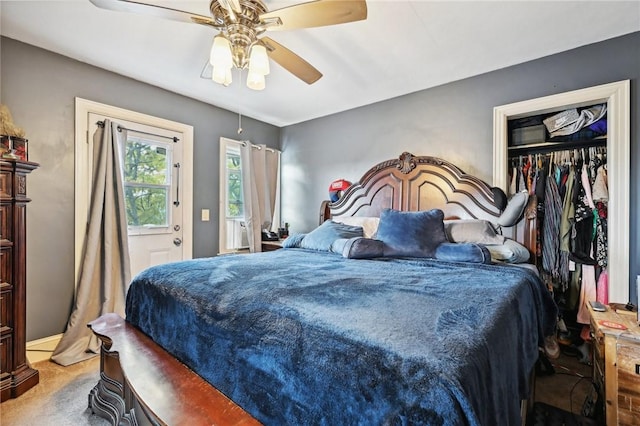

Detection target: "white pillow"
[485, 239, 531, 263]
[497, 191, 529, 227]
[332, 216, 380, 239]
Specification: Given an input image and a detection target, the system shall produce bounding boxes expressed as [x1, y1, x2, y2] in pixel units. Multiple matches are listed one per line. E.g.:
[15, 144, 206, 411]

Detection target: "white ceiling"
[1, 1, 639, 127]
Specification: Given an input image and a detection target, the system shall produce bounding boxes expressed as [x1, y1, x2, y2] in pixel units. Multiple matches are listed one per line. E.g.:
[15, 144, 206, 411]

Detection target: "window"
[219, 138, 248, 252]
[122, 134, 173, 232]
[219, 138, 280, 253]
[225, 146, 243, 219]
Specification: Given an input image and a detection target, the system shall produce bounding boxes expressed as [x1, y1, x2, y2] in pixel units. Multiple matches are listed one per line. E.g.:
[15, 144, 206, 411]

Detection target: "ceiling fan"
[89, 0, 368, 90]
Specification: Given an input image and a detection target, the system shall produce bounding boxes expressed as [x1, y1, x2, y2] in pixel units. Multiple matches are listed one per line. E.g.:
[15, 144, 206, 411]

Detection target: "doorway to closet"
[492, 80, 630, 304]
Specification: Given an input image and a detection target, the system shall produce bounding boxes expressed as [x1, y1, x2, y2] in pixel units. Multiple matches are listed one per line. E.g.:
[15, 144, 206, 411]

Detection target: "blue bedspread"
[125, 249, 556, 425]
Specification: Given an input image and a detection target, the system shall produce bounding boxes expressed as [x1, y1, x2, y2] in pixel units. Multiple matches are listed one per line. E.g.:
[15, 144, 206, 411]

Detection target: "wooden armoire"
[0, 159, 39, 401]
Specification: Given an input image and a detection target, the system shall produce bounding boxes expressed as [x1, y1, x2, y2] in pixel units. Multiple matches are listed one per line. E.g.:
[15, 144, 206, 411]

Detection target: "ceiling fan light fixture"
[212, 65, 233, 86]
[246, 70, 266, 91]
[210, 35, 233, 69]
[249, 44, 270, 76]
[90, 0, 368, 89]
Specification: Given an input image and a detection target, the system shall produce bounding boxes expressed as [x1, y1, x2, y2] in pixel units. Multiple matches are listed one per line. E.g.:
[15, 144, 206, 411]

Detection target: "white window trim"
[219, 137, 246, 254]
[123, 134, 175, 236]
[74, 98, 194, 282]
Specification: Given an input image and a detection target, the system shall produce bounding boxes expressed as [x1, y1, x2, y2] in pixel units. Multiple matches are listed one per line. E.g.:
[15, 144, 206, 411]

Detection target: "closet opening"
[506, 103, 610, 350]
[493, 80, 630, 305]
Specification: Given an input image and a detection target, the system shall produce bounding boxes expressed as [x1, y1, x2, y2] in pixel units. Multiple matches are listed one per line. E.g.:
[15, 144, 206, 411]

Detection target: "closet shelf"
[508, 136, 606, 154]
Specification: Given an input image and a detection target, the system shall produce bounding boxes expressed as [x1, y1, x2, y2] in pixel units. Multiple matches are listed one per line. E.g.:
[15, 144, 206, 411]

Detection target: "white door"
[86, 111, 187, 278]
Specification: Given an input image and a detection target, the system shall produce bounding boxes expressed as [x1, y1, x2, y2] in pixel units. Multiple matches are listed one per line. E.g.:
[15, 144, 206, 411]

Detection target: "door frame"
[74, 98, 194, 283]
[493, 80, 630, 303]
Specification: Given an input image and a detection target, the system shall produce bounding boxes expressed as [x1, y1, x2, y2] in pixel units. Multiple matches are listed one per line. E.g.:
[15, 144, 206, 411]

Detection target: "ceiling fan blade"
[89, 0, 217, 27]
[260, 37, 322, 85]
[260, 0, 367, 31]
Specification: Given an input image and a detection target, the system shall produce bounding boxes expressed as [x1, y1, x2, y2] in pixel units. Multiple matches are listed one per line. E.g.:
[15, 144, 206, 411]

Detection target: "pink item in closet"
[581, 164, 596, 209]
[592, 167, 608, 202]
[577, 264, 597, 324]
[596, 269, 609, 305]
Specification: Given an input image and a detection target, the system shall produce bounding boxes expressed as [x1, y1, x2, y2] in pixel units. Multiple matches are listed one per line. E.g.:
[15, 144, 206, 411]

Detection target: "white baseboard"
[26, 334, 63, 363]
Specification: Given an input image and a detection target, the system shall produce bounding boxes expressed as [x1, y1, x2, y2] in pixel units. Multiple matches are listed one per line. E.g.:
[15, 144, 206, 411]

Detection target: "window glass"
[226, 150, 243, 218]
[123, 136, 171, 227]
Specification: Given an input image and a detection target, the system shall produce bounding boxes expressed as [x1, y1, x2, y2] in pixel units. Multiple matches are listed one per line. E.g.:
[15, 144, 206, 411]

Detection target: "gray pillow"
[497, 191, 529, 227]
[300, 220, 364, 252]
[376, 209, 448, 258]
[444, 220, 505, 245]
[341, 237, 385, 259]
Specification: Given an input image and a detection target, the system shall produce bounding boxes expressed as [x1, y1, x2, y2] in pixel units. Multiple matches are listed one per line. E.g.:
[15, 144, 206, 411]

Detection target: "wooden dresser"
[0, 159, 39, 402]
[588, 303, 640, 425]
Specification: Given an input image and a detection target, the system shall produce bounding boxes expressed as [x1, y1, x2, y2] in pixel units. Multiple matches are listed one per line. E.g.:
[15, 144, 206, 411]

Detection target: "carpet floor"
[1, 350, 595, 425]
[0, 356, 108, 426]
[535, 350, 595, 418]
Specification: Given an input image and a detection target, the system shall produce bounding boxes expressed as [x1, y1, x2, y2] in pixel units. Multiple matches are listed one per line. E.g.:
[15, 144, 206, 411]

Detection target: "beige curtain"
[240, 143, 280, 252]
[51, 120, 131, 366]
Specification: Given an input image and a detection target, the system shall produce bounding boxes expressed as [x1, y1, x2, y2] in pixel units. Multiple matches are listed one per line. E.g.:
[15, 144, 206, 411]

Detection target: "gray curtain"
[240, 143, 279, 252]
[51, 120, 131, 366]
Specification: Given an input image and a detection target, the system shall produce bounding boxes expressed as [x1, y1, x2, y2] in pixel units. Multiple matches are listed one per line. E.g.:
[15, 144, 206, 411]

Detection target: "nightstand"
[261, 240, 283, 252]
[588, 303, 640, 425]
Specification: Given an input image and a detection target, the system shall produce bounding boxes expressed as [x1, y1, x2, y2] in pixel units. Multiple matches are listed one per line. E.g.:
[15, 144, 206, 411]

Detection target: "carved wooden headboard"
[319, 152, 536, 260]
[320, 152, 501, 223]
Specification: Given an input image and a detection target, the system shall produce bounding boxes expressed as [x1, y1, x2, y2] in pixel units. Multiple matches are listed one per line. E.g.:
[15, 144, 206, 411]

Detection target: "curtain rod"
[96, 121, 179, 143]
[240, 141, 278, 153]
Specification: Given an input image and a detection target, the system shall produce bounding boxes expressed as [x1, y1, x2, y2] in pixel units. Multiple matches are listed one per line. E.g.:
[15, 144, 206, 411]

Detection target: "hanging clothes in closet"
[507, 104, 609, 358]
[508, 145, 608, 324]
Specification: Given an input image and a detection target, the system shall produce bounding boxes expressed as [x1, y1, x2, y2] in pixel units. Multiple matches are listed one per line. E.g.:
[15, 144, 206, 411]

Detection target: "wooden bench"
[88, 313, 260, 426]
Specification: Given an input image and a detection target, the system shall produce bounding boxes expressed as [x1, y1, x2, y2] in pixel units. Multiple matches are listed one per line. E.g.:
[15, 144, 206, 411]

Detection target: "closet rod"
[96, 121, 179, 143]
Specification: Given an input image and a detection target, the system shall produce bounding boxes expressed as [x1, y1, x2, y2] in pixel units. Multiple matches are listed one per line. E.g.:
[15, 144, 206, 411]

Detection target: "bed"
[88, 152, 556, 426]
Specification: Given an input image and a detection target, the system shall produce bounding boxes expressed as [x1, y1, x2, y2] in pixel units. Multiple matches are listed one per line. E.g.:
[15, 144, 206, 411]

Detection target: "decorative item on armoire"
[0, 104, 29, 161]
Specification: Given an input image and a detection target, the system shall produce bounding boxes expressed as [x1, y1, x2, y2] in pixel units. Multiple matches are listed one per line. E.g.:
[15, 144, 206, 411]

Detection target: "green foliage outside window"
[227, 152, 243, 218]
[124, 139, 170, 227]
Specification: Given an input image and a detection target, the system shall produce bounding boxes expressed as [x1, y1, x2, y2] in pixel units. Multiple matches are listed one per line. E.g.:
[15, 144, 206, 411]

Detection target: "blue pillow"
[376, 209, 448, 258]
[434, 242, 492, 264]
[300, 220, 364, 252]
[282, 233, 306, 248]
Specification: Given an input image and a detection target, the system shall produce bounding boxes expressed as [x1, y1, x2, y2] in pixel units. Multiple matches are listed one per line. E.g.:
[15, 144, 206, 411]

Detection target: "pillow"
[497, 191, 529, 227]
[376, 209, 448, 258]
[332, 216, 380, 239]
[299, 220, 364, 252]
[485, 239, 531, 263]
[444, 220, 505, 245]
[491, 187, 508, 211]
[282, 233, 306, 248]
[340, 237, 385, 259]
[434, 242, 492, 264]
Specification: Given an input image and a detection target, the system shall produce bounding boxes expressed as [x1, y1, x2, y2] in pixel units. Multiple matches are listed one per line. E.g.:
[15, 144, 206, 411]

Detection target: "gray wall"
[1, 37, 280, 340]
[2, 31, 639, 341]
[281, 32, 639, 303]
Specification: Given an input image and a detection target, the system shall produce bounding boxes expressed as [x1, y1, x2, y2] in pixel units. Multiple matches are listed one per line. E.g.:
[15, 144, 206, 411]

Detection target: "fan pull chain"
[237, 68, 243, 135]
